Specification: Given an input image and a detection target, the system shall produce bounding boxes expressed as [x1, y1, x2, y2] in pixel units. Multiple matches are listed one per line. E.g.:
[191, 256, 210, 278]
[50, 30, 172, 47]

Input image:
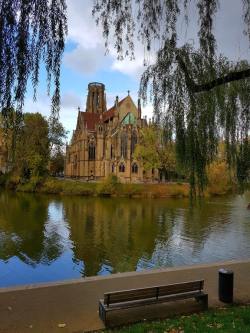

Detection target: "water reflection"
[0, 191, 249, 287]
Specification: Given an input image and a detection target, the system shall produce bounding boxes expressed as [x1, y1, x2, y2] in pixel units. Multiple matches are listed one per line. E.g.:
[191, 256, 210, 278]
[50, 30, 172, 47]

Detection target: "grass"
[100, 304, 250, 333]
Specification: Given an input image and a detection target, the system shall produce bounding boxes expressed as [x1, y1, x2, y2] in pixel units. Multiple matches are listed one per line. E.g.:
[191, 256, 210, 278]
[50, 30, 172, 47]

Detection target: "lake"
[0, 191, 249, 288]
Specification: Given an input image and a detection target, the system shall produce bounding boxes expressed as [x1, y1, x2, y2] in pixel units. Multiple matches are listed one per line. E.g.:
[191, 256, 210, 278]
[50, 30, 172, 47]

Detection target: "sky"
[23, 0, 250, 141]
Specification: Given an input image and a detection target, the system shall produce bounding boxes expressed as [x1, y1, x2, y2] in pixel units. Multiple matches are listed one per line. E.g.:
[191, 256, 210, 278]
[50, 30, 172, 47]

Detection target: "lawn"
[101, 304, 250, 333]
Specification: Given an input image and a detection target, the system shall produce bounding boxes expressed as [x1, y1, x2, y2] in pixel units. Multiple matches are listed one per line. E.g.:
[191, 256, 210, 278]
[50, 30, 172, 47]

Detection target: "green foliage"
[39, 178, 64, 194]
[16, 176, 44, 192]
[48, 116, 67, 153]
[134, 126, 161, 171]
[97, 175, 120, 196]
[49, 150, 65, 176]
[1, 111, 67, 180]
[15, 113, 50, 179]
[134, 125, 176, 175]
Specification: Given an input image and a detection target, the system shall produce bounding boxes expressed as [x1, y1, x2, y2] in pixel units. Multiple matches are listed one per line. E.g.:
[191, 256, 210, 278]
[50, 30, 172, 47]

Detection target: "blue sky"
[23, 0, 250, 141]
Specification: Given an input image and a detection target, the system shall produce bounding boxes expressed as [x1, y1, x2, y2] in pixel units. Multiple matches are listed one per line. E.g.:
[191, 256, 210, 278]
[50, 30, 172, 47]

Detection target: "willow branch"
[176, 54, 250, 93]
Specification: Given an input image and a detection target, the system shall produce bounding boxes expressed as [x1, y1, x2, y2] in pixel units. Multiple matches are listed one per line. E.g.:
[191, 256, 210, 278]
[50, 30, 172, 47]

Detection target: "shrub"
[0, 173, 8, 187]
[207, 161, 232, 195]
[62, 180, 96, 196]
[97, 175, 120, 196]
[5, 174, 21, 190]
[39, 178, 63, 194]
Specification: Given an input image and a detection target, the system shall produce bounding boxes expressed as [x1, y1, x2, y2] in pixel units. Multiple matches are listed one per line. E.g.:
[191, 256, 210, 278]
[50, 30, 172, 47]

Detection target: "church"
[65, 82, 158, 182]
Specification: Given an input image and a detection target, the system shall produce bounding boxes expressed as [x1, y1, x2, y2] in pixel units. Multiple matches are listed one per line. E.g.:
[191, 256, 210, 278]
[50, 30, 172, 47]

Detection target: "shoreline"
[0, 176, 238, 198]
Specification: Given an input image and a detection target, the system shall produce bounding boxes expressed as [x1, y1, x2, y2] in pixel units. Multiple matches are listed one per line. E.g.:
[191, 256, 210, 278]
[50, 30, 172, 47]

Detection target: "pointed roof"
[77, 111, 100, 131]
[102, 96, 131, 122]
[77, 95, 137, 130]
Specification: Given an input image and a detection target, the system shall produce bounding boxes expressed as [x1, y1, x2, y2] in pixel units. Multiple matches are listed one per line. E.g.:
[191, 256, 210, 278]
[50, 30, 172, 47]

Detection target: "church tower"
[86, 82, 106, 114]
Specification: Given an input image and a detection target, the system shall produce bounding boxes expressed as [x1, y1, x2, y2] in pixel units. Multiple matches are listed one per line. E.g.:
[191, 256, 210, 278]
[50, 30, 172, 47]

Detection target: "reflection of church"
[65, 82, 158, 182]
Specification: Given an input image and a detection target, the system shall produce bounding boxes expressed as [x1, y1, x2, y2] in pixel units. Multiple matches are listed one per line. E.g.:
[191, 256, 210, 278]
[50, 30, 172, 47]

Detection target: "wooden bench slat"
[104, 280, 204, 305]
[101, 291, 206, 312]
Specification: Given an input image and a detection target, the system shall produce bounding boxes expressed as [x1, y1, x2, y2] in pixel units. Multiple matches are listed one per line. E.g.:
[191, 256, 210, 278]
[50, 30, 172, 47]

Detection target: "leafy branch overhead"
[93, 0, 250, 194]
[0, 0, 67, 117]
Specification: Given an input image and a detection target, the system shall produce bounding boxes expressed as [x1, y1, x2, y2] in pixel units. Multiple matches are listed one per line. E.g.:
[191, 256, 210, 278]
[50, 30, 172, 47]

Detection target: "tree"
[0, 1, 67, 118]
[48, 116, 67, 154]
[48, 116, 67, 176]
[134, 125, 176, 180]
[49, 150, 65, 176]
[93, 0, 250, 195]
[15, 113, 50, 178]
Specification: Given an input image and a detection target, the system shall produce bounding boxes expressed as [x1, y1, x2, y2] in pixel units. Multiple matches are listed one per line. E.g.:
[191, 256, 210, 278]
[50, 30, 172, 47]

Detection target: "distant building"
[65, 82, 158, 182]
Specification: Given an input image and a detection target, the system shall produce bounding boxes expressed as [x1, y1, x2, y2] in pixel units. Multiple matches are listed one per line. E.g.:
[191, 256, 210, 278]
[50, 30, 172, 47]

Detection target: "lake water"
[0, 191, 249, 288]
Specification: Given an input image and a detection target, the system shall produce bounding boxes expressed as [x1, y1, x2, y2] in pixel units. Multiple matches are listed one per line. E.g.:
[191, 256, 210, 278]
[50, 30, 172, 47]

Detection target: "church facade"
[65, 82, 158, 182]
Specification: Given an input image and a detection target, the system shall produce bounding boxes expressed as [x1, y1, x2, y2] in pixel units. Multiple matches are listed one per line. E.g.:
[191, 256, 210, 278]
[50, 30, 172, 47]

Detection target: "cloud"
[111, 54, 145, 79]
[64, 0, 153, 79]
[63, 0, 109, 76]
[67, 0, 103, 48]
[63, 44, 108, 75]
[61, 91, 82, 109]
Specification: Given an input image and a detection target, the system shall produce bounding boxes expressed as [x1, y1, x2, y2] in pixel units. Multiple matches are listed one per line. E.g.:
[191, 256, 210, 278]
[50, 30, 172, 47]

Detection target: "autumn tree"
[48, 116, 67, 176]
[93, 0, 250, 195]
[14, 113, 50, 178]
[134, 125, 176, 180]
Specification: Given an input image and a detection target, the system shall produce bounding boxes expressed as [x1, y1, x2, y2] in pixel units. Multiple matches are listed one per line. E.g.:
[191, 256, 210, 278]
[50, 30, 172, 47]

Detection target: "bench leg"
[195, 294, 208, 310]
[99, 301, 107, 325]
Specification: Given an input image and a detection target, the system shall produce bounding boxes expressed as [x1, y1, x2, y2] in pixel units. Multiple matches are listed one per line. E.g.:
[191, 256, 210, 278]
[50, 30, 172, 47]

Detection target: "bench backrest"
[104, 280, 204, 306]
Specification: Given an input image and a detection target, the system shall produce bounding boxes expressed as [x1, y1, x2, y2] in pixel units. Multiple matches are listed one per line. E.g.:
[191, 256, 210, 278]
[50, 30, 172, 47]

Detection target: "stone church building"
[65, 82, 157, 182]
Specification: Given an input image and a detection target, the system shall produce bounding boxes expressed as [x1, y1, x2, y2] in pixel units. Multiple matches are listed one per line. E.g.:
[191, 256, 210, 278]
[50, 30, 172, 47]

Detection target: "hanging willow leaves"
[0, 0, 67, 118]
[93, 0, 250, 195]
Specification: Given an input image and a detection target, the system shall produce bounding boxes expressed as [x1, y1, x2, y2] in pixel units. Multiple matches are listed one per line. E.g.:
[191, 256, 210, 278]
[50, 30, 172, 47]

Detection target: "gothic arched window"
[119, 163, 125, 172]
[132, 163, 138, 174]
[111, 144, 114, 159]
[88, 142, 96, 160]
[120, 132, 127, 158]
[131, 130, 137, 155]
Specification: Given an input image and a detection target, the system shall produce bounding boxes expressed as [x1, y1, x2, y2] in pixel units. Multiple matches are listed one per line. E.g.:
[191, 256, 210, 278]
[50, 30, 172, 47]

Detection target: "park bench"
[99, 280, 208, 326]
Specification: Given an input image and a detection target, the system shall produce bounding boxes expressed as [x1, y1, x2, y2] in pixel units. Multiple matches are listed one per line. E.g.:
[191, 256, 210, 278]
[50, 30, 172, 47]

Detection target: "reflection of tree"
[63, 197, 181, 277]
[0, 192, 64, 265]
[181, 197, 234, 255]
[1, 191, 245, 275]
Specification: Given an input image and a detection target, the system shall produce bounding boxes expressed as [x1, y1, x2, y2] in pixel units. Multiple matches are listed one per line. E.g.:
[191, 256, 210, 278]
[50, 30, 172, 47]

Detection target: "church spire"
[86, 82, 106, 114]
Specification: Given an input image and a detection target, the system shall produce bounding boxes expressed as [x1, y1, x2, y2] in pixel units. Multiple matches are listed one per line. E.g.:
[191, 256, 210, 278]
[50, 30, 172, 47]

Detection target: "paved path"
[0, 259, 250, 333]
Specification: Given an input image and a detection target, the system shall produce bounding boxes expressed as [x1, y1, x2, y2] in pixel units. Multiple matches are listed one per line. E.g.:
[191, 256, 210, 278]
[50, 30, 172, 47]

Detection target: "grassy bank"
[101, 304, 250, 333]
[0, 173, 238, 198]
[14, 177, 190, 198]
